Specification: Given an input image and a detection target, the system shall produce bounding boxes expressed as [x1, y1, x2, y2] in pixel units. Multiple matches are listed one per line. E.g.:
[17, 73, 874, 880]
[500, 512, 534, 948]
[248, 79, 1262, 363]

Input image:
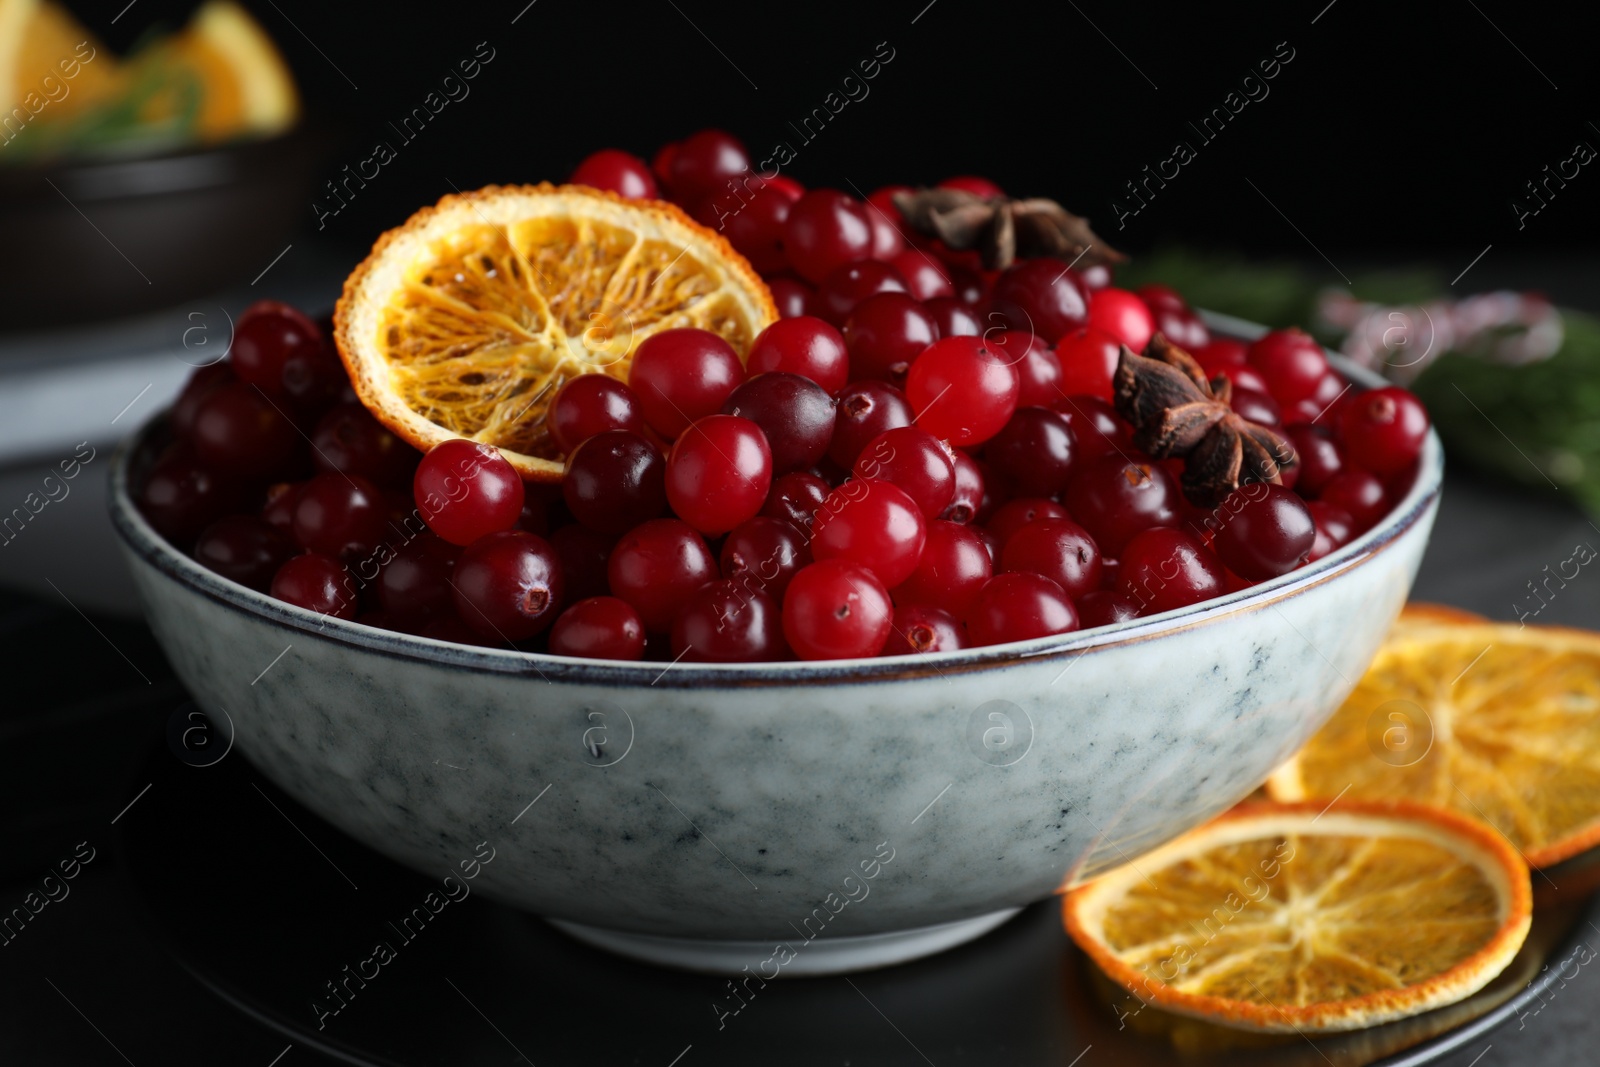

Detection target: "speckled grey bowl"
[109, 324, 1442, 975]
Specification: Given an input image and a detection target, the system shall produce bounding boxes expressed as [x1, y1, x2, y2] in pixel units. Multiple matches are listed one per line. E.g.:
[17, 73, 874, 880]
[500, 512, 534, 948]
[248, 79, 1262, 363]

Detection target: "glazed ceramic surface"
[110, 342, 1441, 949]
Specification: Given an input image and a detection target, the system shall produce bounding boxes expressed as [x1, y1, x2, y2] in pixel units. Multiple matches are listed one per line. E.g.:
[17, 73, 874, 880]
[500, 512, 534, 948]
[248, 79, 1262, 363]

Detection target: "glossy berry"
[892, 519, 991, 617]
[945, 265, 988, 305]
[1212, 484, 1315, 580]
[784, 190, 874, 284]
[703, 185, 791, 275]
[667, 129, 750, 204]
[923, 297, 982, 338]
[1287, 424, 1344, 496]
[261, 481, 300, 533]
[1001, 518, 1102, 598]
[1147, 301, 1210, 351]
[827, 380, 913, 467]
[1053, 394, 1132, 460]
[938, 175, 1004, 198]
[415, 440, 526, 546]
[782, 559, 893, 660]
[666, 415, 773, 535]
[817, 260, 907, 326]
[941, 449, 988, 525]
[853, 426, 955, 518]
[843, 292, 937, 383]
[769, 276, 816, 320]
[906, 336, 1020, 447]
[1085, 288, 1156, 352]
[891, 251, 954, 301]
[811, 479, 926, 588]
[1117, 528, 1225, 615]
[746, 316, 850, 394]
[987, 330, 1063, 408]
[230, 301, 326, 403]
[1216, 363, 1270, 396]
[270, 553, 356, 620]
[1230, 387, 1282, 428]
[721, 516, 811, 603]
[1055, 327, 1123, 401]
[1248, 328, 1330, 405]
[452, 530, 565, 641]
[172, 362, 235, 438]
[1196, 337, 1250, 371]
[550, 523, 614, 601]
[985, 497, 1071, 551]
[651, 141, 677, 189]
[989, 260, 1090, 342]
[549, 596, 647, 660]
[376, 533, 459, 616]
[293, 472, 389, 560]
[984, 407, 1077, 498]
[192, 382, 302, 481]
[761, 471, 831, 532]
[864, 201, 905, 261]
[560, 430, 667, 534]
[194, 515, 297, 592]
[1306, 502, 1355, 562]
[549, 375, 647, 454]
[671, 581, 787, 662]
[1319, 468, 1389, 530]
[1064, 456, 1180, 555]
[1076, 590, 1141, 628]
[607, 519, 718, 632]
[882, 605, 966, 656]
[570, 149, 658, 199]
[629, 328, 744, 438]
[1339, 386, 1430, 477]
[966, 572, 1078, 647]
[722, 372, 835, 475]
[312, 403, 417, 488]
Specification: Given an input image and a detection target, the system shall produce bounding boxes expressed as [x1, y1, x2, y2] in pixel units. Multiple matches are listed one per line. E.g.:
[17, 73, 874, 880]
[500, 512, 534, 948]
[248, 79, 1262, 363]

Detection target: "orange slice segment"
[1064, 800, 1531, 1032]
[0, 0, 120, 128]
[136, 0, 299, 142]
[334, 184, 777, 479]
[1267, 622, 1600, 868]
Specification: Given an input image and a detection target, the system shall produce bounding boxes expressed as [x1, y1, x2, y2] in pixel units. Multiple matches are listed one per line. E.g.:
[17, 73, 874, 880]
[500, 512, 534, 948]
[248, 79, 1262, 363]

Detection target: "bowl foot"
[546, 907, 1024, 976]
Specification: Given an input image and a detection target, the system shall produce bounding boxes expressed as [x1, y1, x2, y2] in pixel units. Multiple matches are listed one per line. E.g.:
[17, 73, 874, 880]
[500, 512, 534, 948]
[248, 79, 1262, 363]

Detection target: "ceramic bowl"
[108, 320, 1443, 975]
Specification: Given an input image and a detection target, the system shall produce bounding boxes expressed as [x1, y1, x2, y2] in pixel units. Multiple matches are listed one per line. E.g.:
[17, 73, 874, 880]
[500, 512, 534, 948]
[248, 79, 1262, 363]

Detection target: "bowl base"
[545, 907, 1024, 976]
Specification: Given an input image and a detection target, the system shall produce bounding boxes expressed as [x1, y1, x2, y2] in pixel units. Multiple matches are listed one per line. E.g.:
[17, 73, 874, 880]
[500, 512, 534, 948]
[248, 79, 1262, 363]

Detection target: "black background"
[83, 0, 1599, 262]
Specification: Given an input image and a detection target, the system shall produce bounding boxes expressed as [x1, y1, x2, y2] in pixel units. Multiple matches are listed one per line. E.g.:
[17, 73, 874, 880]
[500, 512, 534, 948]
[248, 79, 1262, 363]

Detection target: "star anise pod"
[890, 188, 1128, 272]
[1113, 334, 1298, 507]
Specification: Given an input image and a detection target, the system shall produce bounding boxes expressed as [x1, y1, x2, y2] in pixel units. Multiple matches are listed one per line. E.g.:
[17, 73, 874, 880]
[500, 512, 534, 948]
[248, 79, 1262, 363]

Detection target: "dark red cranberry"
[827, 380, 914, 468]
[703, 184, 791, 275]
[907, 336, 1020, 448]
[1249, 328, 1330, 405]
[549, 596, 647, 660]
[984, 407, 1077, 498]
[941, 449, 986, 524]
[843, 292, 938, 383]
[549, 375, 647, 454]
[270, 553, 356, 620]
[293, 472, 389, 560]
[1287, 424, 1344, 496]
[453, 530, 565, 640]
[192, 382, 303, 481]
[882, 605, 966, 656]
[1055, 327, 1123, 401]
[782, 559, 893, 660]
[1338, 386, 1430, 477]
[723, 372, 836, 475]
[812, 479, 927, 588]
[667, 129, 751, 204]
[312, 403, 417, 488]
[562, 429, 667, 535]
[761, 470, 831, 532]
[230, 301, 326, 403]
[414, 439, 526, 546]
[893, 519, 991, 617]
[769, 276, 817, 319]
[194, 515, 297, 592]
[1001, 518, 1102, 598]
[671, 581, 787, 663]
[985, 497, 1070, 551]
[607, 518, 718, 632]
[1319, 469, 1389, 530]
[1077, 590, 1141, 628]
[923, 297, 982, 337]
[1064, 456, 1179, 555]
[987, 330, 1063, 408]
[853, 426, 955, 518]
[1231, 387, 1282, 427]
[550, 523, 614, 601]
[938, 175, 1004, 198]
[1306, 502, 1355, 562]
[945, 265, 988, 306]
[665, 415, 773, 535]
[746, 316, 850, 394]
[990, 260, 1090, 342]
[261, 481, 300, 533]
[570, 149, 658, 199]
[1196, 338, 1250, 372]
[376, 533, 459, 616]
[1148, 305, 1210, 351]
[1053, 394, 1133, 460]
[1211, 483, 1316, 580]
[172, 362, 235, 438]
[1117, 528, 1225, 615]
[1216, 363, 1270, 396]
[817, 260, 907, 326]
[891, 250, 954, 301]
[628, 328, 744, 438]
[784, 190, 874, 284]
[721, 516, 810, 603]
[966, 573, 1078, 646]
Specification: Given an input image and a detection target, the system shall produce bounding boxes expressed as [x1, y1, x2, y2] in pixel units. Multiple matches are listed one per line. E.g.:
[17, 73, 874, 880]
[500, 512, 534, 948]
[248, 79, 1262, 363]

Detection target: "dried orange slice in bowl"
[1268, 621, 1600, 868]
[1063, 800, 1531, 1033]
[334, 183, 777, 479]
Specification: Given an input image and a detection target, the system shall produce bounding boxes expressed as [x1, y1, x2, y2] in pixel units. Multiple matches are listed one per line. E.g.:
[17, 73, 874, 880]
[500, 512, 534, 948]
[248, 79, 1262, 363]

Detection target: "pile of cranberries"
[137, 130, 1432, 664]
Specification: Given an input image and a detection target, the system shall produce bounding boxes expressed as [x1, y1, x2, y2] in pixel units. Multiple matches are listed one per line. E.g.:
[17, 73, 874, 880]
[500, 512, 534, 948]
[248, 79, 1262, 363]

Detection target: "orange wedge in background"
[0, 0, 121, 127]
[1064, 800, 1531, 1032]
[134, 0, 299, 142]
[335, 184, 776, 480]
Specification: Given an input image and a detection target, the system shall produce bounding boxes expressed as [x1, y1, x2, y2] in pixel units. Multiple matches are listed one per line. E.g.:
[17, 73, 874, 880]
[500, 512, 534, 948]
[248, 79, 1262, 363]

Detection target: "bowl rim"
[108, 312, 1443, 688]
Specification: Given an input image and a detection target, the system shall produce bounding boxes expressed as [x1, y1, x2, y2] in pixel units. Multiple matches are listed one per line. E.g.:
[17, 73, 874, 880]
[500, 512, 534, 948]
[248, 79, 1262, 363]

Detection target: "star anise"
[890, 188, 1128, 272]
[1113, 334, 1298, 507]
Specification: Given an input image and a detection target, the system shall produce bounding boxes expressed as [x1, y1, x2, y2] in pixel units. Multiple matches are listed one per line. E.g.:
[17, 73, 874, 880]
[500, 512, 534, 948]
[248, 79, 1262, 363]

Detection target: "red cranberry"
[985, 497, 1070, 551]
[1338, 386, 1430, 477]
[1064, 456, 1179, 555]
[1248, 328, 1330, 405]
[671, 581, 787, 662]
[666, 415, 773, 535]
[941, 449, 987, 524]
[906, 336, 1020, 447]
[827, 380, 913, 468]
[1319, 469, 1389, 530]
[1150, 306, 1211, 350]
[766, 175, 805, 201]
[723, 372, 835, 475]
[966, 573, 1078, 646]
[1055, 327, 1123, 401]
[550, 523, 614, 601]
[864, 204, 905, 261]
[882, 605, 966, 656]
[816, 261, 906, 326]
[549, 596, 646, 660]
[1231, 387, 1282, 427]
[270, 553, 356, 620]
[194, 515, 297, 592]
[923, 297, 982, 337]
[866, 184, 910, 225]
[990, 260, 1090, 342]
[769, 277, 817, 319]
[893, 519, 991, 617]
[891, 251, 954, 301]
[811, 479, 926, 588]
[570, 149, 658, 199]
[1306, 502, 1355, 561]
[560, 430, 667, 534]
[1287, 424, 1344, 496]
[172, 362, 235, 438]
[312, 403, 416, 488]
[1053, 394, 1132, 461]
[939, 175, 1004, 198]
[782, 560, 893, 660]
[1196, 338, 1250, 371]
[667, 129, 750, 204]
[984, 407, 1077, 498]
[376, 533, 459, 616]
[1117, 528, 1224, 615]
[607, 518, 717, 632]
[230, 301, 326, 403]
[702, 185, 791, 275]
[1086, 288, 1155, 352]
[629, 328, 744, 438]
[1077, 589, 1141, 628]
[721, 516, 810, 603]
[192, 382, 303, 481]
[945, 265, 988, 305]
[549, 375, 646, 454]
[843, 292, 937, 383]
[453, 530, 565, 640]
[1137, 285, 1188, 312]
[293, 472, 388, 560]
[1216, 363, 1270, 396]
[261, 481, 300, 533]
[853, 426, 955, 518]
[652, 141, 678, 188]
[987, 330, 1063, 408]
[414, 440, 526, 545]
[784, 190, 874, 284]
[746, 317, 849, 395]
[761, 470, 831, 532]
[1001, 518, 1102, 598]
[1211, 484, 1315, 580]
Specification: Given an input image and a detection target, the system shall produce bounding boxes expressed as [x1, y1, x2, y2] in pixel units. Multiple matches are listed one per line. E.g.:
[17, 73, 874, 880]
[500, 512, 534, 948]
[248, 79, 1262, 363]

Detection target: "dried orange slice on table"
[335, 184, 777, 479]
[1064, 800, 1531, 1032]
[1269, 620, 1600, 868]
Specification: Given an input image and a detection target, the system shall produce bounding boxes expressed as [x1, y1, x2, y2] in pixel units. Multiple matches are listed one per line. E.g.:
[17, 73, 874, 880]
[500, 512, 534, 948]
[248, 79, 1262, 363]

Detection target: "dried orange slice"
[1268, 622, 1600, 868]
[0, 0, 121, 127]
[334, 184, 777, 479]
[135, 0, 299, 142]
[1064, 800, 1531, 1032]
[1392, 602, 1487, 632]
